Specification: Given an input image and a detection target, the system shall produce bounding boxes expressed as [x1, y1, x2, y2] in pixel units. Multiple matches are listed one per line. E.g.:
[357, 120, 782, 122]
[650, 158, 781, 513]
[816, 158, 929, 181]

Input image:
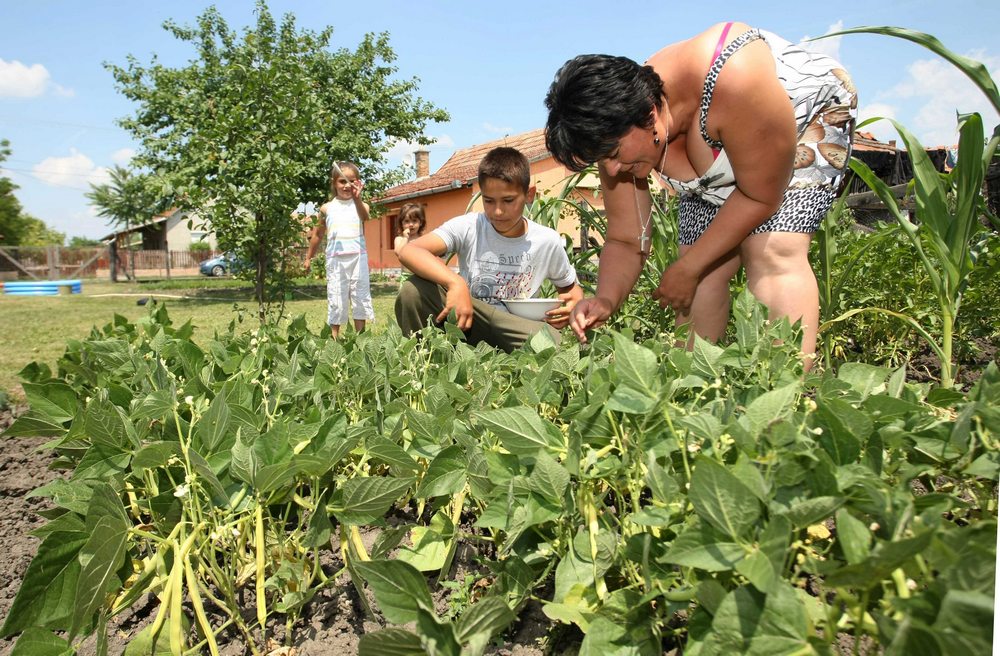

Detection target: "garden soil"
[0, 405, 555, 656]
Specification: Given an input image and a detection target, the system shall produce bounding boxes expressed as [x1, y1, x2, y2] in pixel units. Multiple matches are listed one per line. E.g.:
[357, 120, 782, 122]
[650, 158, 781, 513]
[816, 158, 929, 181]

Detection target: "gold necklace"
[633, 132, 669, 254]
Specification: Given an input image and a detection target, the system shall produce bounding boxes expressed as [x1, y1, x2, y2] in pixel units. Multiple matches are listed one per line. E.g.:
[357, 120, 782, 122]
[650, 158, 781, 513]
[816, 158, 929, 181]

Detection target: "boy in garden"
[305, 161, 375, 338]
[395, 146, 582, 351]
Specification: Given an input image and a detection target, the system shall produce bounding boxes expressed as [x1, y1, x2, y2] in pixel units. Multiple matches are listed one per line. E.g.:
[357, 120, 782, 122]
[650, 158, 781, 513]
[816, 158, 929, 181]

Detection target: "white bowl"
[503, 298, 562, 321]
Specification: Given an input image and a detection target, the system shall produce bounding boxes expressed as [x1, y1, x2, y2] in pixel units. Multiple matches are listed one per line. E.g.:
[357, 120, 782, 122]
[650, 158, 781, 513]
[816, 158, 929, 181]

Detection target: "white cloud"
[856, 102, 900, 142]
[800, 21, 844, 62]
[111, 148, 136, 165]
[32, 149, 110, 188]
[482, 122, 513, 135]
[881, 51, 1000, 146]
[386, 135, 456, 169]
[0, 58, 73, 98]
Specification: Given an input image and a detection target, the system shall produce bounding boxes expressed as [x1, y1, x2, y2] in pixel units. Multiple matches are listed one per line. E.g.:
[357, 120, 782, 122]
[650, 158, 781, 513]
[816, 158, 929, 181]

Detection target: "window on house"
[190, 231, 209, 243]
[387, 214, 399, 242]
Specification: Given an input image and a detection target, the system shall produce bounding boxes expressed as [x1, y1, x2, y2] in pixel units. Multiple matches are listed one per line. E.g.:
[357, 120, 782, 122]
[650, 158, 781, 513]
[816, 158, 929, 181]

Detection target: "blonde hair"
[329, 160, 360, 197]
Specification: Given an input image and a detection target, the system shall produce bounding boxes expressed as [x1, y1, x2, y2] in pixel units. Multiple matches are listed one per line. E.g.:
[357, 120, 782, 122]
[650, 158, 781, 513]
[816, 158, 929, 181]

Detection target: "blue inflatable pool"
[2, 279, 83, 296]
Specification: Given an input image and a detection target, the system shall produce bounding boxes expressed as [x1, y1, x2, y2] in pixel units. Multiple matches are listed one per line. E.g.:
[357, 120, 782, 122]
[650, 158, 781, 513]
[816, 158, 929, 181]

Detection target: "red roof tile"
[379, 128, 550, 203]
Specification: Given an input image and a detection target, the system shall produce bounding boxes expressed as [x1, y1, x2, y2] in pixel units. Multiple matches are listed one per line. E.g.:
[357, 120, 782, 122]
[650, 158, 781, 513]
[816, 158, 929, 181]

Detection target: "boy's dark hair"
[397, 202, 426, 235]
[478, 147, 531, 193]
[545, 54, 664, 171]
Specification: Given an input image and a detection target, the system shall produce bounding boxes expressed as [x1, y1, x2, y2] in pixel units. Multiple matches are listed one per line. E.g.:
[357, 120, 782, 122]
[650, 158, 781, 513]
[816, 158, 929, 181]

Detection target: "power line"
[0, 115, 126, 133]
[1, 166, 95, 191]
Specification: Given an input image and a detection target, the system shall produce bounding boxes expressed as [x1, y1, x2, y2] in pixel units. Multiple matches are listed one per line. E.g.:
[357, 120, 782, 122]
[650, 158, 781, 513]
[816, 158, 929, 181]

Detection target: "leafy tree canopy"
[105, 1, 448, 319]
[68, 236, 103, 248]
[0, 139, 66, 246]
[86, 164, 165, 233]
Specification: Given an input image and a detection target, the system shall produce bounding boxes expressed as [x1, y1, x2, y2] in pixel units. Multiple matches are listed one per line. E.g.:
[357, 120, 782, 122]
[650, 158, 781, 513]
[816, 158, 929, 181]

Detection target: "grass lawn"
[0, 276, 400, 398]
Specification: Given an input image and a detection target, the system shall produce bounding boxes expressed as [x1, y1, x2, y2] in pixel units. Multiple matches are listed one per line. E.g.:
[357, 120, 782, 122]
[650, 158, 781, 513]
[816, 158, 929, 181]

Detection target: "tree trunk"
[256, 211, 267, 324]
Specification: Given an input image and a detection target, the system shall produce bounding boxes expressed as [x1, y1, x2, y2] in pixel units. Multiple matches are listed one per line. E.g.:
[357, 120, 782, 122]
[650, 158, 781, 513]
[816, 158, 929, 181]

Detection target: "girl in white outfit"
[305, 161, 375, 338]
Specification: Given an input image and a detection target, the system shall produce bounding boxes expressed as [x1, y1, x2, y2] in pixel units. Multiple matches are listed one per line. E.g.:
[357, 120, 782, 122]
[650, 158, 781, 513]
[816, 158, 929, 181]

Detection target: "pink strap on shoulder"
[713, 22, 734, 64]
[707, 22, 733, 160]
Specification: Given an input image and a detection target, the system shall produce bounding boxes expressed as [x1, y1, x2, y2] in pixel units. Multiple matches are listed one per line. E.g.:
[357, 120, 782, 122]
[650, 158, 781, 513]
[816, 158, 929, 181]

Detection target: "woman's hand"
[568, 296, 615, 343]
[653, 258, 700, 313]
[545, 286, 584, 330]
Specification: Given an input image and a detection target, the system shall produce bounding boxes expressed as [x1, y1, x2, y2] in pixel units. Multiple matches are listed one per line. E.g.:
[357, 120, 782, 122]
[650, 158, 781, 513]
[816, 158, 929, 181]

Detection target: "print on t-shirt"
[469, 250, 535, 303]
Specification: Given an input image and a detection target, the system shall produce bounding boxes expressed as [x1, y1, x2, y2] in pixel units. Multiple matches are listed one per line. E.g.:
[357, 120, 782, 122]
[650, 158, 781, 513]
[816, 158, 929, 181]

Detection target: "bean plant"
[2, 297, 995, 655]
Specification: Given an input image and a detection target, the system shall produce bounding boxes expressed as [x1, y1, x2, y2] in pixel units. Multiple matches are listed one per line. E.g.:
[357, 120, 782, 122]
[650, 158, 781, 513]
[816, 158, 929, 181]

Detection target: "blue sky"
[2, 0, 998, 241]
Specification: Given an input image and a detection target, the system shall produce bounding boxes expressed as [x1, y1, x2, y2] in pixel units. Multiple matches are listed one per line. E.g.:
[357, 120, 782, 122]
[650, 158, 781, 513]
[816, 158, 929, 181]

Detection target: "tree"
[69, 236, 103, 248]
[107, 1, 448, 321]
[86, 164, 164, 280]
[0, 139, 65, 246]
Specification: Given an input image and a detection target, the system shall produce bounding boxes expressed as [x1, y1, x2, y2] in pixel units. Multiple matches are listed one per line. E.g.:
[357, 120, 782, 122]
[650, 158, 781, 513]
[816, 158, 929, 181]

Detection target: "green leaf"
[130, 389, 175, 423]
[473, 407, 564, 455]
[335, 476, 414, 525]
[416, 609, 461, 656]
[131, 441, 182, 472]
[71, 515, 129, 637]
[528, 451, 570, 504]
[354, 559, 436, 625]
[22, 382, 78, 423]
[72, 442, 130, 481]
[0, 531, 87, 637]
[606, 385, 657, 414]
[27, 479, 93, 515]
[10, 629, 75, 656]
[611, 332, 658, 395]
[835, 509, 871, 565]
[700, 583, 811, 655]
[82, 398, 132, 448]
[735, 549, 779, 594]
[822, 26, 999, 114]
[368, 437, 421, 474]
[579, 614, 660, 656]
[815, 397, 869, 465]
[776, 496, 842, 529]
[397, 512, 454, 572]
[742, 383, 799, 438]
[660, 520, 745, 572]
[689, 456, 760, 539]
[3, 412, 68, 438]
[195, 391, 231, 453]
[358, 628, 426, 656]
[415, 445, 466, 499]
[455, 596, 515, 646]
[825, 531, 934, 588]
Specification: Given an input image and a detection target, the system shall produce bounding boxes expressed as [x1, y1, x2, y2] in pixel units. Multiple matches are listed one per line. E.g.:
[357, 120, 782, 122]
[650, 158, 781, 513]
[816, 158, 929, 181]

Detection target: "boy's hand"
[438, 279, 474, 330]
[545, 287, 584, 329]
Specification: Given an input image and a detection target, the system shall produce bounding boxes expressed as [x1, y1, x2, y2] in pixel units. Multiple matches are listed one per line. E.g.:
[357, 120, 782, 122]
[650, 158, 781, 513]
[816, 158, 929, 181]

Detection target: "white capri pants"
[326, 252, 375, 325]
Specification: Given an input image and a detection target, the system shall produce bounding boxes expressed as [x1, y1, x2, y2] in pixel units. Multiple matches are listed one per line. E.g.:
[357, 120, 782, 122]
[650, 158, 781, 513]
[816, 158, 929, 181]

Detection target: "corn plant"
[822, 26, 1000, 388]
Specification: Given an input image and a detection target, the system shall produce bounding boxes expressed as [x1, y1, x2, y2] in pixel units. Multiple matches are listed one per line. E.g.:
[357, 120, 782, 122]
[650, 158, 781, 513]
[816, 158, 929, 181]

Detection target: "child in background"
[393, 203, 426, 279]
[395, 146, 582, 352]
[305, 161, 375, 338]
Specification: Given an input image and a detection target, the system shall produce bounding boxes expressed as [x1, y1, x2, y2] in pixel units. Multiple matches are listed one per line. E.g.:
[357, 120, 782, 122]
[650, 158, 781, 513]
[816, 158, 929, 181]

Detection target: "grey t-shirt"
[433, 212, 577, 307]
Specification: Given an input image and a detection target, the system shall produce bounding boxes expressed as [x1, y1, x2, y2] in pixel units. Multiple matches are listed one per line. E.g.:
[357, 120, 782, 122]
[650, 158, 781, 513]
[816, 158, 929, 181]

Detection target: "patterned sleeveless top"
[657, 25, 858, 206]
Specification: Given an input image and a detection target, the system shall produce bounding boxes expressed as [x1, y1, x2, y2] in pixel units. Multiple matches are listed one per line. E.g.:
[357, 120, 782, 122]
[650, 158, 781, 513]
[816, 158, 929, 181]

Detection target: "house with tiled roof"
[365, 128, 602, 270]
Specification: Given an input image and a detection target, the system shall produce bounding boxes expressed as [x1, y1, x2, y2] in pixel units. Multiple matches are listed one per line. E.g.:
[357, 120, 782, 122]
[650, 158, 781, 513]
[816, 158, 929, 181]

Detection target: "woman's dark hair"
[545, 54, 664, 171]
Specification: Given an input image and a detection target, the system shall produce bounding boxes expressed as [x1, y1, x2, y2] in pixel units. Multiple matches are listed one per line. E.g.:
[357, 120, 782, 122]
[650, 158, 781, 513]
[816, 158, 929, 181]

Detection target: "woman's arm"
[654, 39, 796, 312]
[568, 164, 650, 340]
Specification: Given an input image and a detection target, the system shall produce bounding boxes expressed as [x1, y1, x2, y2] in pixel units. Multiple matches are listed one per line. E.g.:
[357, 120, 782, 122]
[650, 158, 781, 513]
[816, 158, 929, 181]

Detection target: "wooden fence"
[0, 246, 223, 281]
